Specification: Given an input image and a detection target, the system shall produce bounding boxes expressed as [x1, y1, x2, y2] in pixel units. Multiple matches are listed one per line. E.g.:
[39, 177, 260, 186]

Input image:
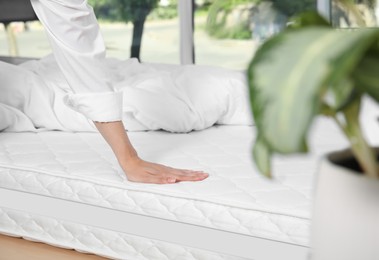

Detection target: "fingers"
[140, 169, 208, 184]
[176, 174, 208, 182]
[166, 168, 209, 183]
[128, 173, 175, 184]
[147, 172, 208, 184]
[170, 168, 207, 176]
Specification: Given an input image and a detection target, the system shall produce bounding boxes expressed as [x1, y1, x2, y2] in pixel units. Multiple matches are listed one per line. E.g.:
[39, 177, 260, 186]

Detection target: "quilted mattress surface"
[0, 120, 354, 246]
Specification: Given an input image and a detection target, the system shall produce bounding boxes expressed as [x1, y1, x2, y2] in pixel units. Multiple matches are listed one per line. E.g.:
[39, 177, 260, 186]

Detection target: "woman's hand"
[94, 121, 208, 184]
[122, 157, 209, 184]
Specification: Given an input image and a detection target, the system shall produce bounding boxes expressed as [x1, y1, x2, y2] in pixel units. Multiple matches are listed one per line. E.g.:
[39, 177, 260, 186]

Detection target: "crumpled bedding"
[0, 55, 253, 132]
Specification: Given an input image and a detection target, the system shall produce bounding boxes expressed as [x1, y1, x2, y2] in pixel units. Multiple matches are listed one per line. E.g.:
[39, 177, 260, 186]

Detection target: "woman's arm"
[31, 0, 208, 184]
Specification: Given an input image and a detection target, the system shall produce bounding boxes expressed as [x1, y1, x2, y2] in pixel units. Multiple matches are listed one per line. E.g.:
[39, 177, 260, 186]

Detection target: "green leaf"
[326, 78, 356, 112]
[253, 136, 272, 178]
[353, 56, 379, 103]
[248, 27, 379, 159]
[288, 11, 331, 29]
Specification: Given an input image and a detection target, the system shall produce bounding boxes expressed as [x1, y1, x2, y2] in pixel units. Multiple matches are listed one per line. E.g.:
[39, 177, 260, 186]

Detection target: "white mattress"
[0, 120, 354, 259]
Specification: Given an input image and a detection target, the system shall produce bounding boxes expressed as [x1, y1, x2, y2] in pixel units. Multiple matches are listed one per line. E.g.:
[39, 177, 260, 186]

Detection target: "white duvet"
[0, 55, 252, 132]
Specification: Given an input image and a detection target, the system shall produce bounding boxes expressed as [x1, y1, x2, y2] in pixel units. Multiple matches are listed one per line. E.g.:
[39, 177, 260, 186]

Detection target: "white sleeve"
[30, 0, 123, 122]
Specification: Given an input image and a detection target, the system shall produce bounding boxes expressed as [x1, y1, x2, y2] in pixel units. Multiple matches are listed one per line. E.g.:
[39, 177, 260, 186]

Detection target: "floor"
[0, 234, 108, 260]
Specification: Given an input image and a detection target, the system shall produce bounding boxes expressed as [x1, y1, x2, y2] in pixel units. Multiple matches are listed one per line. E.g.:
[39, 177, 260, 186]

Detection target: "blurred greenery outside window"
[194, 0, 317, 69]
[331, 0, 379, 27]
[0, 0, 326, 69]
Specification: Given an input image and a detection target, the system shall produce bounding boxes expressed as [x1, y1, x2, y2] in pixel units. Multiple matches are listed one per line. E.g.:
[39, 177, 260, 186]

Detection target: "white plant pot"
[310, 148, 379, 260]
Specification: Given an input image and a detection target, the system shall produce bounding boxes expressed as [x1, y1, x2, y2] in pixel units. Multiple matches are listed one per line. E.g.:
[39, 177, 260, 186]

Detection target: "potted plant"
[247, 4, 379, 260]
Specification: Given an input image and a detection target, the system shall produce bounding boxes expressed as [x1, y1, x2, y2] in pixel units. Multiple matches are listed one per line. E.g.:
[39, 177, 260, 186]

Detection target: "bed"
[1, 57, 378, 260]
[0, 119, 355, 260]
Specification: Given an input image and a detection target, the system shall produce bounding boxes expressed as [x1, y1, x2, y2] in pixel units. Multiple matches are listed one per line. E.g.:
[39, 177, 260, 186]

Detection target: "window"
[0, 0, 322, 70]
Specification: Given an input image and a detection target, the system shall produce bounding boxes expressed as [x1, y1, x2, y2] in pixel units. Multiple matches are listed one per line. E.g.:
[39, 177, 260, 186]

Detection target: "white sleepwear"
[30, 0, 123, 122]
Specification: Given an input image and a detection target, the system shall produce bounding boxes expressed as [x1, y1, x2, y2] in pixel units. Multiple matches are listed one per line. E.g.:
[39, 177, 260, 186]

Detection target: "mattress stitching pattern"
[0, 166, 310, 246]
[0, 207, 247, 260]
[0, 163, 310, 220]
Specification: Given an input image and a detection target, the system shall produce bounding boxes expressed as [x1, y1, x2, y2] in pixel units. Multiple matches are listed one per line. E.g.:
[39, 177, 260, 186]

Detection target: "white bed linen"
[0, 55, 252, 132]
